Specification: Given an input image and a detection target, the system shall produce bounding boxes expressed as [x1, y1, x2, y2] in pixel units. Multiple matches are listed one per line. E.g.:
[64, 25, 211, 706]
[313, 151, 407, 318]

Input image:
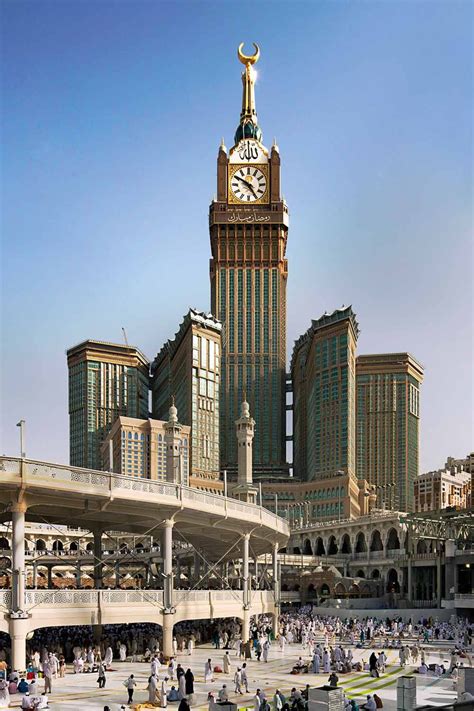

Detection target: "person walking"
[97, 663, 106, 689]
[204, 659, 213, 683]
[185, 668, 194, 705]
[43, 659, 53, 695]
[234, 667, 243, 694]
[223, 651, 231, 674]
[241, 662, 249, 692]
[125, 674, 136, 705]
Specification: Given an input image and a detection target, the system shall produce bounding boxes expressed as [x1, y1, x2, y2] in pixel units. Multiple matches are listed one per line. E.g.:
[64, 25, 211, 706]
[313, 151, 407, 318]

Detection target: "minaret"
[232, 398, 258, 504]
[165, 398, 183, 485]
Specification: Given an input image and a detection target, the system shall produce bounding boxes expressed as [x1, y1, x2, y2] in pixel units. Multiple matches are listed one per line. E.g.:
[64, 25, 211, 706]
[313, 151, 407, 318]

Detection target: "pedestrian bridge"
[0, 588, 276, 634]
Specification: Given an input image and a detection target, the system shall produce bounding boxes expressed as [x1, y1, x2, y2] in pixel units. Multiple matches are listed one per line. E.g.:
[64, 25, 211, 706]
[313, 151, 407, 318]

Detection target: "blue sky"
[1, 0, 472, 471]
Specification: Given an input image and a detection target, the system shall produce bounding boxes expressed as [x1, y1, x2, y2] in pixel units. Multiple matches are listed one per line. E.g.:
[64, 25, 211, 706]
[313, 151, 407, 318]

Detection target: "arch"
[281, 583, 288, 592]
[349, 583, 360, 596]
[356, 569, 365, 578]
[386, 528, 400, 551]
[293, 584, 300, 592]
[86, 542, 94, 553]
[334, 582, 346, 596]
[69, 541, 79, 552]
[361, 583, 372, 597]
[320, 583, 330, 597]
[355, 532, 367, 553]
[303, 539, 313, 555]
[386, 568, 400, 593]
[293, 546, 301, 555]
[371, 569, 380, 579]
[52, 540, 63, 552]
[135, 543, 144, 551]
[315, 537, 325, 556]
[307, 583, 316, 598]
[0, 538, 9, 551]
[416, 539, 427, 554]
[35, 539, 46, 552]
[340, 534, 351, 554]
[327, 536, 338, 555]
[370, 530, 383, 552]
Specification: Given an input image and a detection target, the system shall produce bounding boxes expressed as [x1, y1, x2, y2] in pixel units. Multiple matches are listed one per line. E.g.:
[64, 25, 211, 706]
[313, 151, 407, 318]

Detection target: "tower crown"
[234, 43, 262, 145]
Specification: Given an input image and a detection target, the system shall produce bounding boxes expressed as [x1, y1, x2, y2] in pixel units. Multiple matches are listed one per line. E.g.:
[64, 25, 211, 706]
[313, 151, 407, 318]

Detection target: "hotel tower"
[209, 44, 288, 477]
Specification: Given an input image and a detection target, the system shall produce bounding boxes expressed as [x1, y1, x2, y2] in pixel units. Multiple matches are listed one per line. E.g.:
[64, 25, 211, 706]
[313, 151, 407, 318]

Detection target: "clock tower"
[209, 44, 289, 477]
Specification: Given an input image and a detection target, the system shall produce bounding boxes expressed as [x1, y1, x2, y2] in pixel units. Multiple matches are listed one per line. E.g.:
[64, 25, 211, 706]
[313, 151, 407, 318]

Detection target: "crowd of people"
[0, 609, 471, 709]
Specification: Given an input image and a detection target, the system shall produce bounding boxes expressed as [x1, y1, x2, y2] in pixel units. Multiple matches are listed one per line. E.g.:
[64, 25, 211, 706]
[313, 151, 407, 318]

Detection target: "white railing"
[19, 588, 273, 610]
[0, 458, 289, 538]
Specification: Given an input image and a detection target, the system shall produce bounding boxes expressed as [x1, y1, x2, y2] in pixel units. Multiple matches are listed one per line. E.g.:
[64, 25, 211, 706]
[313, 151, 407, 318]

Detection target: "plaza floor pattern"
[7, 642, 459, 710]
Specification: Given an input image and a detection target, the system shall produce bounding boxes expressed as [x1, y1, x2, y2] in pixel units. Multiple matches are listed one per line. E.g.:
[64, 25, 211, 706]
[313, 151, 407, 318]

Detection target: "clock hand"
[235, 175, 258, 198]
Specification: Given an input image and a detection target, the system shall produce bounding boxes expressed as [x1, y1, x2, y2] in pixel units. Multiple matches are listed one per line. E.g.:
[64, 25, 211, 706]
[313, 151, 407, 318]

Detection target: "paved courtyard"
[6, 641, 460, 710]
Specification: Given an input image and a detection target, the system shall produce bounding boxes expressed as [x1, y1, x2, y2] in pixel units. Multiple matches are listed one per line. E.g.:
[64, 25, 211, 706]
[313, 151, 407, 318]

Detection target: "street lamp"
[16, 420, 26, 459]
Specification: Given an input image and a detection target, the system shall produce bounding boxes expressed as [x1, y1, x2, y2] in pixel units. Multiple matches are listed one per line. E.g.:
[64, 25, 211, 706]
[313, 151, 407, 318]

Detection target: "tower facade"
[356, 352, 424, 512]
[150, 309, 221, 482]
[291, 307, 359, 481]
[67, 340, 149, 470]
[209, 44, 288, 476]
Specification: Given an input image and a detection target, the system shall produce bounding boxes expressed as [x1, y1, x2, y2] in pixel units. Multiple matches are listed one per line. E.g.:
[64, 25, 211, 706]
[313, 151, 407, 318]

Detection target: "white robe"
[104, 647, 113, 666]
[204, 661, 213, 683]
[161, 680, 168, 708]
[178, 674, 186, 699]
[119, 644, 127, 662]
[148, 675, 158, 703]
[223, 654, 231, 673]
[0, 682, 9, 709]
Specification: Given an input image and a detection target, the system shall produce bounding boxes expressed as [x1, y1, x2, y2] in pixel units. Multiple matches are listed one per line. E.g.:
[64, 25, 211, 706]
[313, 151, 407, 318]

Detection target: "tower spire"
[234, 43, 263, 145]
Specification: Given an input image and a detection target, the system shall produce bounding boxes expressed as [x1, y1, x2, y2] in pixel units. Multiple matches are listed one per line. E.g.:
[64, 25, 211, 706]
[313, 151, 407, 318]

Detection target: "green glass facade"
[291, 307, 359, 481]
[212, 254, 287, 474]
[355, 353, 423, 513]
[67, 341, 149, 470]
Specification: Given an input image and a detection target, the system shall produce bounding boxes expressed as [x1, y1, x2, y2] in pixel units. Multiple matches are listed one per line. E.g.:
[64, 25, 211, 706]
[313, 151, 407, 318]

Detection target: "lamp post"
[16, 420, 26, 459]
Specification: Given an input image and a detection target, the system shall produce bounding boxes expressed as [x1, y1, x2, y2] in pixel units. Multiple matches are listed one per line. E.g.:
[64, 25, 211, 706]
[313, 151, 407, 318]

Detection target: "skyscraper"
[67, 340, 149, 469]
[291, 307, 359, 481]
[209, 44, 288, 476]
[356, 353, 424, 512]
[150, 309, 221, 482]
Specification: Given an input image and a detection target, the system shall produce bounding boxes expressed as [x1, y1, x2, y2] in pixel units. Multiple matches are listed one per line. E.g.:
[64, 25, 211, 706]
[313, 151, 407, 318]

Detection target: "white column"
[162, 520, 174, 610]
[162, 614, 174, 659]
[12, 504, 26, 611]
[242, 533, 250, 608]
[272, 542, 280, 637]
[10, 618, 28, 671]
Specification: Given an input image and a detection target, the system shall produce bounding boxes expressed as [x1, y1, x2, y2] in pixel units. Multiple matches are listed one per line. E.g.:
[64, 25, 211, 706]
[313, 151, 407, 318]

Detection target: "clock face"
[229, 166, 268, 203]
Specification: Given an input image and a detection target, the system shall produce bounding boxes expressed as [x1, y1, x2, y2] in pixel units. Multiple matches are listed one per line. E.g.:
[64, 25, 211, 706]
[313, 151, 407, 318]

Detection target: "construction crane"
[122, 327, 129, 347]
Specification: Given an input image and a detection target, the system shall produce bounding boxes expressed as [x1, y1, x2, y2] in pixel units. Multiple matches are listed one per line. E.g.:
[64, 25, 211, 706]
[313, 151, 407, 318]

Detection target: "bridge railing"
[0, 458, 289, 537]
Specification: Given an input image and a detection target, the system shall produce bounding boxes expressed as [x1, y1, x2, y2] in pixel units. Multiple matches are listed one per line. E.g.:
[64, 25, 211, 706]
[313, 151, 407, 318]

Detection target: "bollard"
[397, 675, 416, 711]
[308, 685, 344, 711]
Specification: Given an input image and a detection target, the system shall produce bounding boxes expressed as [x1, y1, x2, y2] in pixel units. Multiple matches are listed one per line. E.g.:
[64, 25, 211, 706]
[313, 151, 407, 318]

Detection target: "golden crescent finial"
[238, 42, 260, 66]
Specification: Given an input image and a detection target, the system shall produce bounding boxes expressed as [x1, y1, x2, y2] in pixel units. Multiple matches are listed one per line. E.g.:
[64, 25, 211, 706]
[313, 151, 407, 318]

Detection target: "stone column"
[254, 555, 258, 590]
[162, 520, 174, 610]
[12, 503, 26, 611]
[242, 533, 250, 608]
[272, 542, 280, 637]
[162, 613, 174, 659]
[93, 530, 103, 589]
[76, 563, 81, 589]
[47, 565, 53, 589]
[115, 561, 120, 588]
[161, 520, 175, 658]
[9, 617, 28, 671]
